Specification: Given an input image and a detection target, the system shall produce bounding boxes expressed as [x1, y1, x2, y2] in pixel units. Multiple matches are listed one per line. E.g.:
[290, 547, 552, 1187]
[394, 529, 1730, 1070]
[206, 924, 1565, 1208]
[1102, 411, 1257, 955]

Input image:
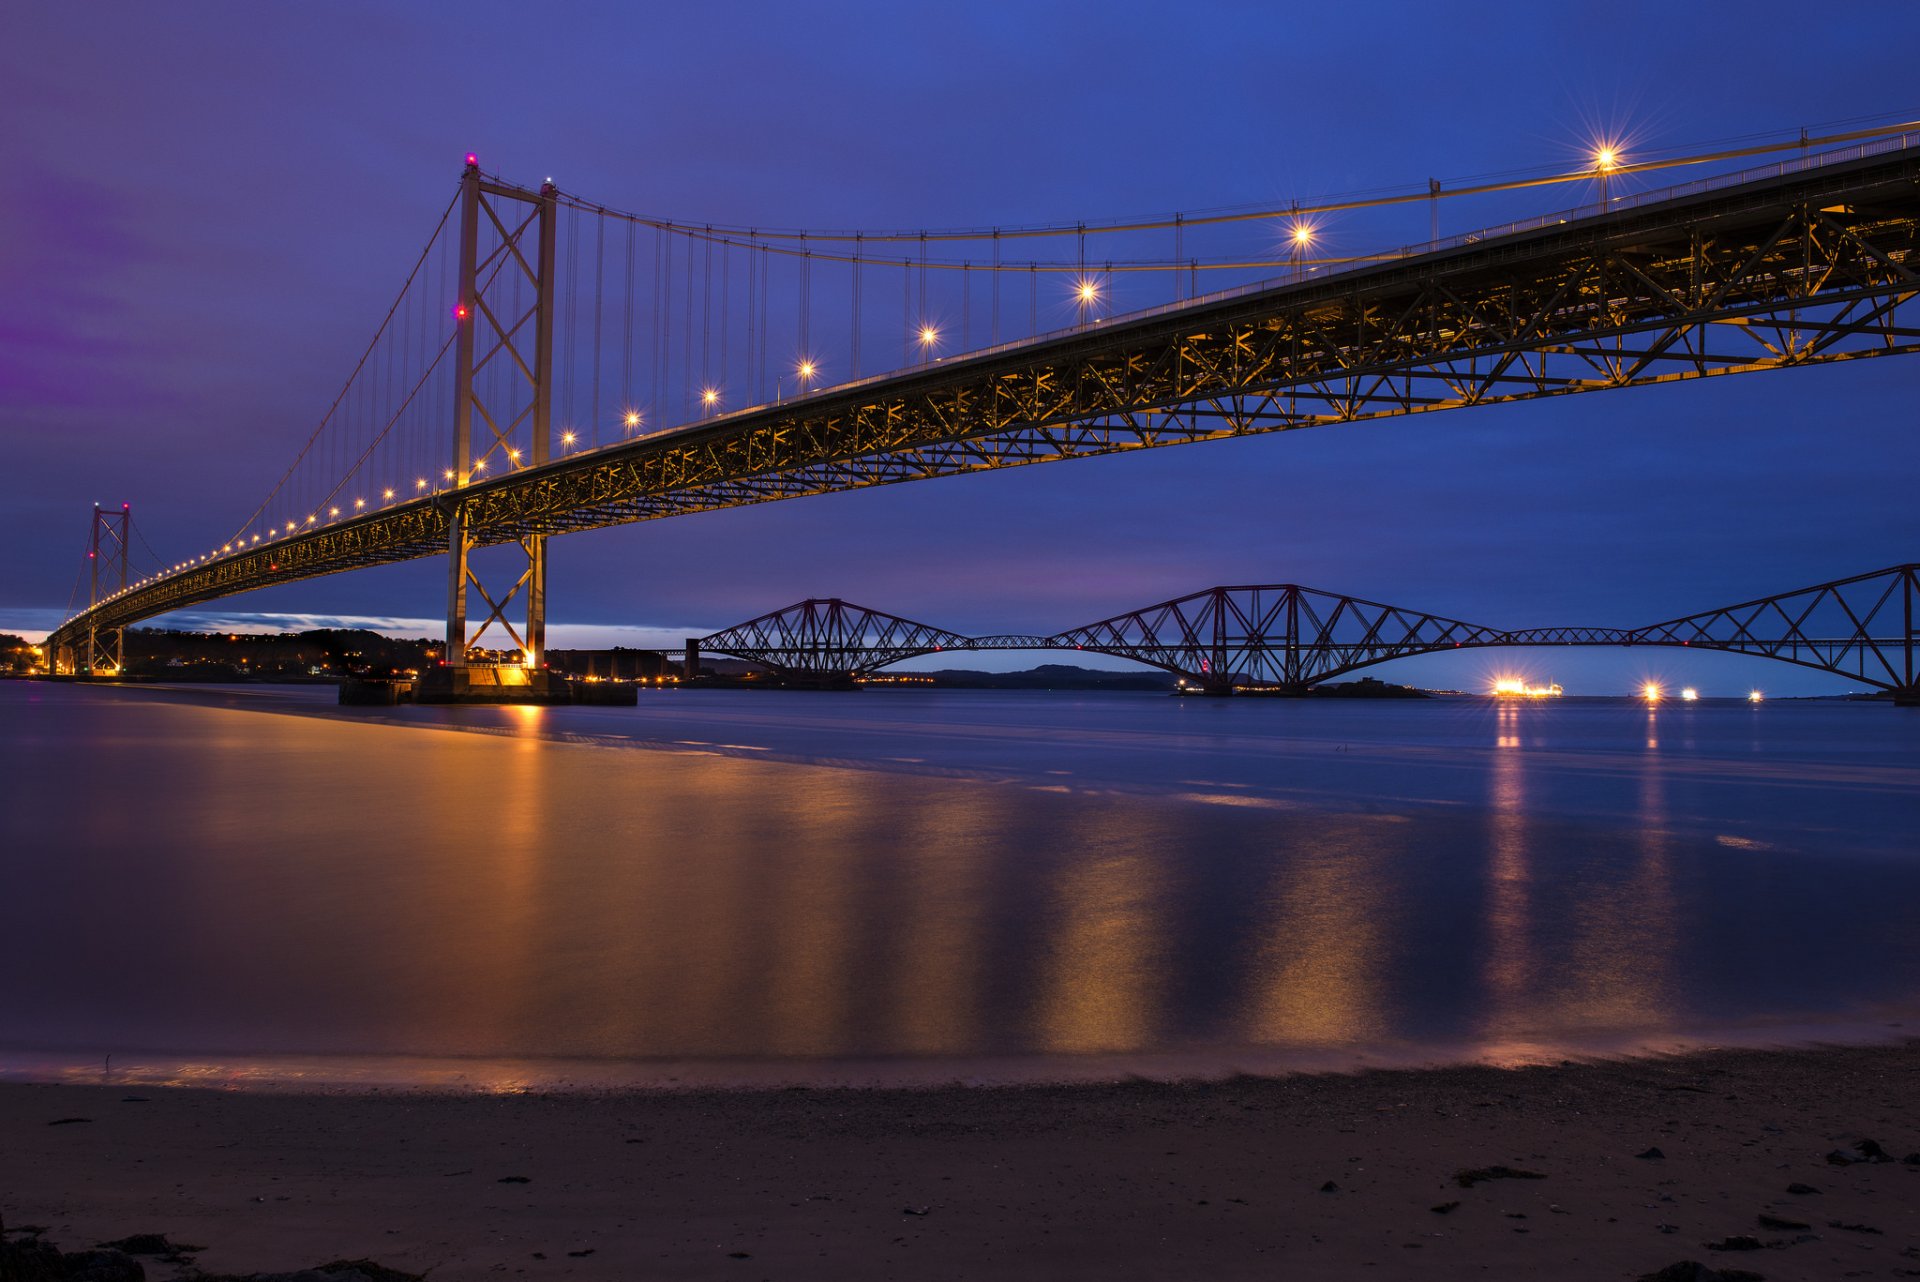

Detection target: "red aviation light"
[453, 303, 469, 321]
[464, 152, 478, 167]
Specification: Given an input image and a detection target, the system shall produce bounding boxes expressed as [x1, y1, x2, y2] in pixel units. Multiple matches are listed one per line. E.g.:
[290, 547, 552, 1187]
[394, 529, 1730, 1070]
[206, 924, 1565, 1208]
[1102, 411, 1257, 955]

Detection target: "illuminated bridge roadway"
[43, 129, 1920, 700]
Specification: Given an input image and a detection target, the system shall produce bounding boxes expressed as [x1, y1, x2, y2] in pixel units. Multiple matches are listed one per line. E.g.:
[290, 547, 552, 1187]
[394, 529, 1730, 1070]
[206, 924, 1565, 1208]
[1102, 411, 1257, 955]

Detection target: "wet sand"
[4, 1041, 1919, 1280]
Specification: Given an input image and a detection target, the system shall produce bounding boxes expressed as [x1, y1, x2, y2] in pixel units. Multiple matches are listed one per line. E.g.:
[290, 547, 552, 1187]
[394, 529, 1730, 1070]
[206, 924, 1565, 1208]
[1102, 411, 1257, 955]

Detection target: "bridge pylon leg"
[82, 503, 129, 678]
[423, 158, 568, 705]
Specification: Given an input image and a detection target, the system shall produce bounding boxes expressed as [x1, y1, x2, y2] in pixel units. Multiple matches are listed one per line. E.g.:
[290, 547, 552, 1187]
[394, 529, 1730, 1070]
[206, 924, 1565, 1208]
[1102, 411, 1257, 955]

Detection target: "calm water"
[2, 680, 1916, 1088]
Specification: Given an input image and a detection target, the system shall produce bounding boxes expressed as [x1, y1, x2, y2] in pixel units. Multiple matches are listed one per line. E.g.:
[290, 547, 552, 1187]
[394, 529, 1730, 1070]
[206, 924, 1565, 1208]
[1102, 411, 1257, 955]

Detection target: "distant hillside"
[886, 664, 1177, 691]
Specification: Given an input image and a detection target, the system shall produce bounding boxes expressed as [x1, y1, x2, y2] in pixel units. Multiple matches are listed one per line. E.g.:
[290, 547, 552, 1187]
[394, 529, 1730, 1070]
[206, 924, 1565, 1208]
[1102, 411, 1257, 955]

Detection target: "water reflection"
[1480, 703, 1535, 1036]
[3, 684, 1919, 1080]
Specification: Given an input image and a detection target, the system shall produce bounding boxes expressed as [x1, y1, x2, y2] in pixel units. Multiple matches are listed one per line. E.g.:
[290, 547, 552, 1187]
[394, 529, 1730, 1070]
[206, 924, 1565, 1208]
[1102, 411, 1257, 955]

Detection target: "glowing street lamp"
[561, 430, 578, 452]
[1593, 143, 1622, 210]
[796, 358, 818, 388]
[1287, 221, 1314, 280]
[1073, 276, 1103, 322]
[701, 386, 720, 413]
[623, 409, 642, 433]
[917, 324, 939, 362]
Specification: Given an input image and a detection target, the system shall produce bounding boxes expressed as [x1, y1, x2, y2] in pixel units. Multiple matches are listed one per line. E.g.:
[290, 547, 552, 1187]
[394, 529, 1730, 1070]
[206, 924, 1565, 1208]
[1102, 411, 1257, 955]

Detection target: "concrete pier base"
[342, 670, 640, 707]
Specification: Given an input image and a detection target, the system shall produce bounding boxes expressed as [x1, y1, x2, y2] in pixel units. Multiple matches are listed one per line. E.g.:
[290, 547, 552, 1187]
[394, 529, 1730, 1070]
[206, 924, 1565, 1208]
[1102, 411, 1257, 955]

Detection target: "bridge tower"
[84, 503, 130, 676]
[426, 157, 565, 703]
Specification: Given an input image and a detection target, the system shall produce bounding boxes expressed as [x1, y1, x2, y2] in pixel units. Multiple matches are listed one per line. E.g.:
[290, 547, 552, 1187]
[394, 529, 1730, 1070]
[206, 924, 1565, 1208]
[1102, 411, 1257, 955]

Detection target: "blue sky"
[3, 1, 1916, 694]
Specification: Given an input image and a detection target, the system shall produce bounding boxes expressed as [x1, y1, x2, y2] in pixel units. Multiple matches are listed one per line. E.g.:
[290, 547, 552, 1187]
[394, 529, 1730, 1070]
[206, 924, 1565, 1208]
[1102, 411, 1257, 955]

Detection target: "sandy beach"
[4, 1040, 1918, 1280]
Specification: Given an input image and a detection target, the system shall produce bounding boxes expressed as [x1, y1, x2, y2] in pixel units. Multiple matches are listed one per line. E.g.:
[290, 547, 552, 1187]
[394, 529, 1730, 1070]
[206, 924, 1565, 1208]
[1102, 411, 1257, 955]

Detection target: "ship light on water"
[1492, 676, 1562, 698]
[1748, 690, 1764, 703]
[1642, 683, 1662, 702]
[1681, 687, 1700, 702]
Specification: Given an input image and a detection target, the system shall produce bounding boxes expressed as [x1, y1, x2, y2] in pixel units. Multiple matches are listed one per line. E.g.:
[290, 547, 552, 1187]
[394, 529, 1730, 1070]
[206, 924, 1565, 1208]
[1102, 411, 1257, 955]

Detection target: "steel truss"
[699, 599, 971, 678]
[697, 566, 1919, 698]
[50, 148, 1920, 656]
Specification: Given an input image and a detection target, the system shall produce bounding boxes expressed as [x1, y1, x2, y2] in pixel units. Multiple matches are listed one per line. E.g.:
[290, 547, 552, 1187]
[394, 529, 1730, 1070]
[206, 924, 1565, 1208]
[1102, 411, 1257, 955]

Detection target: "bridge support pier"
[1895, 688, 1920, 707]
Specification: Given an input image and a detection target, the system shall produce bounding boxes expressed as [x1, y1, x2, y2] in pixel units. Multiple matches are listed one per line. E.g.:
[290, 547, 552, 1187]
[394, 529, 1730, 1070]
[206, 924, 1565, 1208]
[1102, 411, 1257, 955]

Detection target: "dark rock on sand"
[1756, 1214, 1809, 1231]
[1429, 1201, 1460, 1215]
[1826, 1219, 1883, 1234]
[495, 1176, 530, 1184]
[1638, 1147, 1667, 1160]
[45, 1118, 92, 1127]
[1318, 1180, 1340, 1192]
[96, 1235, 202, 1259]
[1826, 1139, 1892, 1165]
[1453, 1165, 1546, 1188]
[0, 1236, 145, 1281]
[193, 1260, 423, 1282]
[1637, 1263, 1767, 1282]
[1705, 1235, 1765, 1251]
[1784, 1183, 1821, 1195]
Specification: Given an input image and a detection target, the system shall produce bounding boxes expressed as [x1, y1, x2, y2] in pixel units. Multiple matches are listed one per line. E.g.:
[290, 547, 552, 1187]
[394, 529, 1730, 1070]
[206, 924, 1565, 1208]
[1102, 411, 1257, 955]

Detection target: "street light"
[1288, 221, 1314, 280]
[1594, 143, 1621, 211]
[1074, 276, 1101, 321]
[917, 324, 939, 362]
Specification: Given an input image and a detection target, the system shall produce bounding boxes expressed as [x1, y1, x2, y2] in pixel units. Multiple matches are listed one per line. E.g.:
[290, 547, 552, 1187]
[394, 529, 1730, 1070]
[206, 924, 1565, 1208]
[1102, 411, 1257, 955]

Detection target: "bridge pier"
[1895, 688, 1920, 708]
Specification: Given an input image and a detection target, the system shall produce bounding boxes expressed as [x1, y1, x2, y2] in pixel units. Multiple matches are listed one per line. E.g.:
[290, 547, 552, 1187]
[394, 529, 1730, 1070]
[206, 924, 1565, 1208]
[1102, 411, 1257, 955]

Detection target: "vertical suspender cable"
[962, 263, 970, 351]
[683, 230, 693, 412]
[991, 230, 1000, 344]
[564, 206, 579, 431]
[799, 237, 810, 365]
[745, 232, 757, 402]
[720, 238, 730, 394]
[654, 225, 667, 426]
[1174, 214, 1184, 302]
[591, 212, 605, 448]
[623, 218, 635, 423]
[852, 233, 861, 377]
[701, 228, 712, 392]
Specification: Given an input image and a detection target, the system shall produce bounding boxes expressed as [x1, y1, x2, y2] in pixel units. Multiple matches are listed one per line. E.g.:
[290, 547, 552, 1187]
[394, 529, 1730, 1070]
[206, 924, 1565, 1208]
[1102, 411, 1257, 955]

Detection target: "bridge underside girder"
[51, 149, 1920, 654]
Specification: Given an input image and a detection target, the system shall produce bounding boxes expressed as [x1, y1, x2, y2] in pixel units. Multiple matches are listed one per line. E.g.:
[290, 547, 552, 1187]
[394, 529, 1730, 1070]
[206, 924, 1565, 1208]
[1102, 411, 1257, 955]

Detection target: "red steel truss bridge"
[691, 565, 1920, 701]
[42, 124, 1920, 697]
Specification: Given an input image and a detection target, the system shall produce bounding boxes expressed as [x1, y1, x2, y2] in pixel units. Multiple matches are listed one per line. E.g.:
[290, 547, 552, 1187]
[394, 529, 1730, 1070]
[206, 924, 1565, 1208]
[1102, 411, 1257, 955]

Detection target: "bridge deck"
[53, 142, 1920, 653]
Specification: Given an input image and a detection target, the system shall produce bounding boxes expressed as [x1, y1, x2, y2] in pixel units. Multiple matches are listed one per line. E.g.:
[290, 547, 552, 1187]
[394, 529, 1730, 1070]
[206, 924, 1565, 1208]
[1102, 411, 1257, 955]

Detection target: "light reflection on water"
[2, 681, 1917, 1087]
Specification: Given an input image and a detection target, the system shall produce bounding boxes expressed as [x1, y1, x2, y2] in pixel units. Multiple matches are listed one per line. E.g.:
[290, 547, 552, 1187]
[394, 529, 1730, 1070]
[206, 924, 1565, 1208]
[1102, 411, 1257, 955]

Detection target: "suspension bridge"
[686, 565, 1919, 701]
[42, 122, 1920, 703]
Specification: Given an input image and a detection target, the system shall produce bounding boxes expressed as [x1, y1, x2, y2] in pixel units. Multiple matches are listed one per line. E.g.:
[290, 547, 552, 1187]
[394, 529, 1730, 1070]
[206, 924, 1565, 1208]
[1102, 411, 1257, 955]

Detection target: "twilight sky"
[3, 1, 1917, 694]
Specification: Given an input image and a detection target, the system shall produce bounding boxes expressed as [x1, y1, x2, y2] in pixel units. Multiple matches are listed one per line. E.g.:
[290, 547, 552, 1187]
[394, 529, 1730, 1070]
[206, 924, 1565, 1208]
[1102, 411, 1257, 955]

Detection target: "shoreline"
[3, 1011, 1918, 1096]
[6, 1040, 1918, 1280]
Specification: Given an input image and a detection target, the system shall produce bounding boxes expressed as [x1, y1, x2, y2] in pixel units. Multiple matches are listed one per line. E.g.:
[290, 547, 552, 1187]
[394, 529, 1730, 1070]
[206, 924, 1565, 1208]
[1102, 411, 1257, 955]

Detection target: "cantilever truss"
[1055, 586, 1503, 688]
[700, 599, 970, 677]
[695, 566, 1919, 697]
[49, 147, 1920, 656]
